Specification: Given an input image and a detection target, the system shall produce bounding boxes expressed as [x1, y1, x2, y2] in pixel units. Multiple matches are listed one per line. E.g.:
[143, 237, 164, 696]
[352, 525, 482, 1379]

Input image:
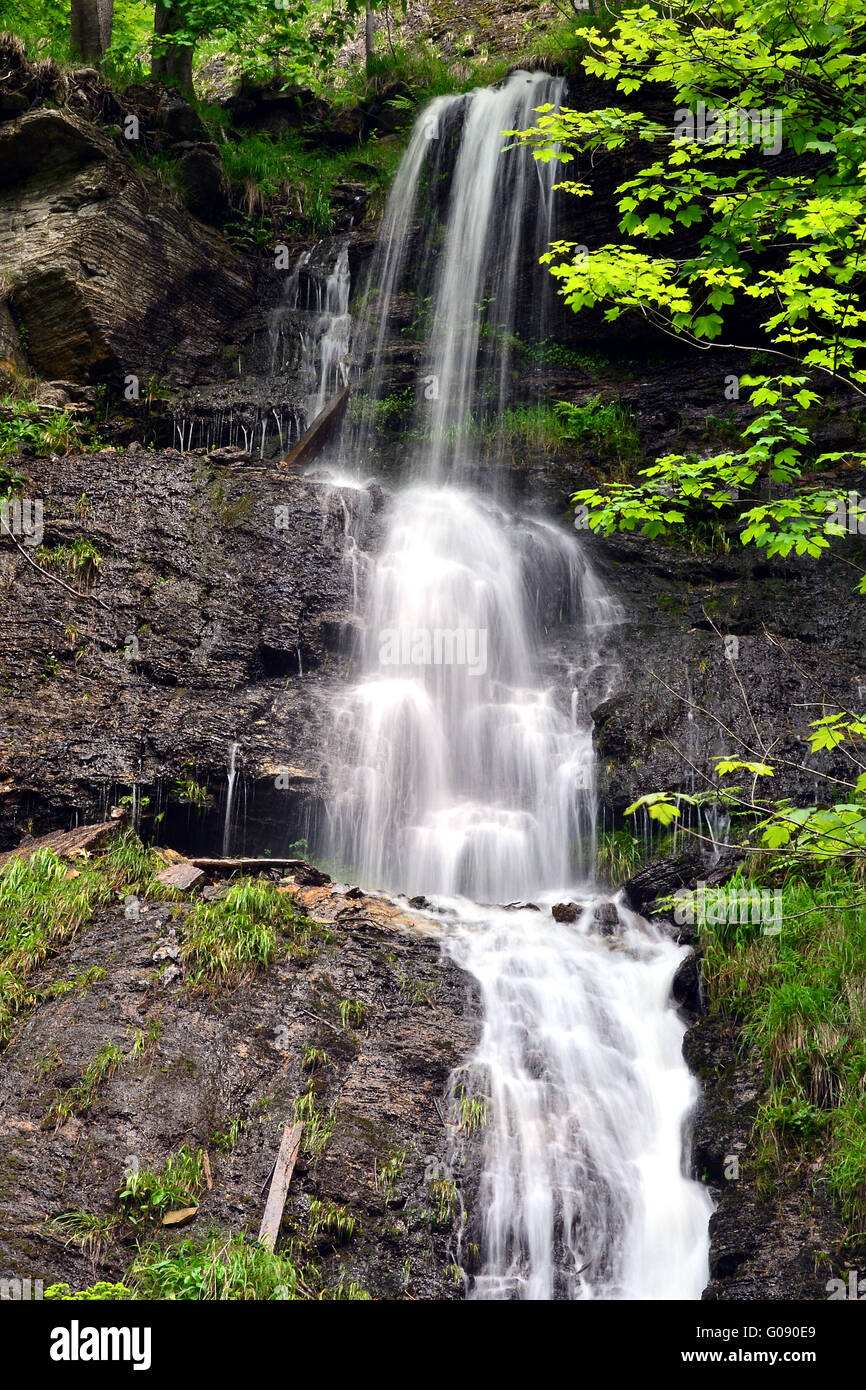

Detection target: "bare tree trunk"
[365, 1, 375, 75]
[70, 0, 114, 63]
[151, 2, 194, 93]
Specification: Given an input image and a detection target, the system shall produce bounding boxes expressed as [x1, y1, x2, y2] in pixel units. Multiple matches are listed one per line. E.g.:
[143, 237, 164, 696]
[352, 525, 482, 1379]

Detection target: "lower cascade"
[314, 70, 713, 1299]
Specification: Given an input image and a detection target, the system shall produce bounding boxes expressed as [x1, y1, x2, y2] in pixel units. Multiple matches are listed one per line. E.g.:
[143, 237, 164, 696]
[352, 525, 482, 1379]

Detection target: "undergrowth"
[700, 864, 866, 1225]
[180, 876, 321, 990]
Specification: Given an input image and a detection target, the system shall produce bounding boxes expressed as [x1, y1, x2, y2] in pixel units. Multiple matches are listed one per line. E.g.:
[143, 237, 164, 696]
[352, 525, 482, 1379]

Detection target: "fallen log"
[189, 856, 307, 872]
[258, 1122, 303, 1251]
[280, 386, 349, 470]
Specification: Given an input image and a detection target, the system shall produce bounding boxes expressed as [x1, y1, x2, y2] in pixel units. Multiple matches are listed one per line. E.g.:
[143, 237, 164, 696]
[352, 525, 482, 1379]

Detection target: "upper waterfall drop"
[318, 70, 608, 899]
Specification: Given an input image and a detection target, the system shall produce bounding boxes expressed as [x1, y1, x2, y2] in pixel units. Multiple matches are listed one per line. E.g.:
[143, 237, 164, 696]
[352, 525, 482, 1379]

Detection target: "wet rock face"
[0, 884, 480, 1298]
[587, 525, 866, 817]
[684, 1015, 846, 1301]
[0, 447, 386, 849]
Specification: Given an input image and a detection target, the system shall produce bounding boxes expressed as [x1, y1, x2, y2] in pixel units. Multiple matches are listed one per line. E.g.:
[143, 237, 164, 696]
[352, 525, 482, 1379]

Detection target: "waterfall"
[315, 71, 712, 1299]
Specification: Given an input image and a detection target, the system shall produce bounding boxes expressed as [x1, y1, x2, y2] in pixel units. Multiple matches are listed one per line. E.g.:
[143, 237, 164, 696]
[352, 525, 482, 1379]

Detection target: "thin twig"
[299, 1007, 341, 1035]
[1, 526, 109, 609]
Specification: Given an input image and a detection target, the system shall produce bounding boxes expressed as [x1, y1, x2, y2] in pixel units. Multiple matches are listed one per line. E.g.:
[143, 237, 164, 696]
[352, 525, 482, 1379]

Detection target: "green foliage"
[625, 791, 683, 827]
[307, 1197, 356, 1243]
[338, 996, 366, 1028]
[0, 849, 111, 1046]
[596, 828, 642, 885]
[301, 1044, 329, 1071]
[0, 828, 176, 1048]
[326, 36, 509, 107]
[1, 0, 75, 62]
[46, 1039, 127, 1125]
[553, 395, 640, 462]
[0, 402, 95, 461]
[99, 826, 165, 894]
[49, 1210, 122, 1263]
[39, 965, 107, 1000]
[0, 460, 24, 498]
[210, 1115, 243, 1152]
[429, 1176, 457, 1224]
[127, 1229, 367, 1299]
[181, 877, 313, 989]
[292, 1083, 336, 1157]
[36, 537, 103, 583]
[512, 0, 866, 584]
[348, 385, 415, 430]
[702, 866, 866, 1220]
[171, 768, 209, 808]
[455, 1083, 488, 1135]
[118, 1144, 206, 1223]
[221, 123, 405, 244]
[44, 1281, 136, 1300]
[523, 338, 611, 373]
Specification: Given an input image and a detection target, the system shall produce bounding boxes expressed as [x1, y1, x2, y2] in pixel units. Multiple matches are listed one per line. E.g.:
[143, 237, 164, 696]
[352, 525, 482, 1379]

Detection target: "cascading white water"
[316, 71, 712, 1299]
[448, 898, 713, 1300]
[271, 240, 352, 426]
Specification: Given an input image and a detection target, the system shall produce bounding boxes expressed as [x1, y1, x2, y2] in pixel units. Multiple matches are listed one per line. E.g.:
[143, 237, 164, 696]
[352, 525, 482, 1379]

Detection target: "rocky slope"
[0, 857, 480, 1298]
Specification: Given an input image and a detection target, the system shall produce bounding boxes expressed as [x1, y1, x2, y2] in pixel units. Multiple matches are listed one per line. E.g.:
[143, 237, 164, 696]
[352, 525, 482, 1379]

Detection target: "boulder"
[592, 900, 621, 936]
[0, 108, 254, 384]
[173, 141, 230, 223]
[156, 93, 209, 145]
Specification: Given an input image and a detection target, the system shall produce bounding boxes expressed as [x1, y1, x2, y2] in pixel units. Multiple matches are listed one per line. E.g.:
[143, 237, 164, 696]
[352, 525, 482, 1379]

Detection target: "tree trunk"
[151, 2, 194, 94]
[70, 0, 114, 63]
[365, 1, 375, 75]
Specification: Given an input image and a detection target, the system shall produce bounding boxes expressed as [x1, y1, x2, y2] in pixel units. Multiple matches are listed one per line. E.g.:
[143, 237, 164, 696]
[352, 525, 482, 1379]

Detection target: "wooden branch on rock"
[190, 857, 306, 872]
[258, 1122, 303, 1251]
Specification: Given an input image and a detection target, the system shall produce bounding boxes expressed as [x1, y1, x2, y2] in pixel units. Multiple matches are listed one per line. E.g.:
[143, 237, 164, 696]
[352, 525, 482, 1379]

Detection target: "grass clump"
[220, 126, 405, 246]
[118, 1145, 206, 1225]
[46, 1040, 127, 1126]
[338, 997, 367, 1029]
[181, 877, 316, 990]
[36, 538, 103, 585]
[49, 1211, 122, 1264]
[98, 827, 167, 896]
[0, 829, 173, 1047]
[293, 1084, 337, 1158]
[126, 1231, 368, 1300]
[596, 829, 642, 886]
[0, 849, 111, 1046]
[702, 865, 866, 1223]
[307, 1198, 356, 1245]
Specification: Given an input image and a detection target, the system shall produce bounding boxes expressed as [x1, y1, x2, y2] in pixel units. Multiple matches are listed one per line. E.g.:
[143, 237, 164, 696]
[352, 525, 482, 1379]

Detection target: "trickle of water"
[270, 240, 352, 426]
[222, 742, 240, 858]
[314, 70, 712, 1300]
